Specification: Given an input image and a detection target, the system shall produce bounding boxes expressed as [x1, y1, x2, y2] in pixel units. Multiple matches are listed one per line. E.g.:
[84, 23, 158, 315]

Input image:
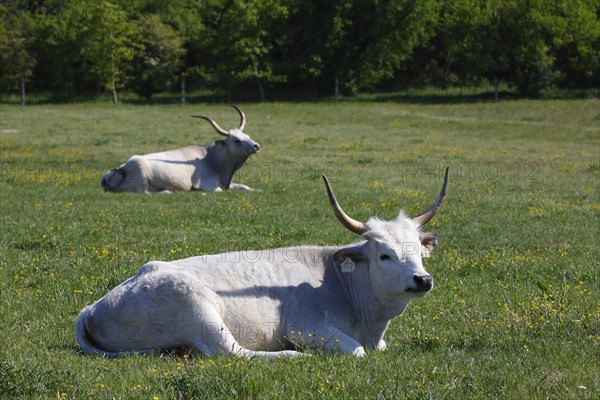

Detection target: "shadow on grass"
[1, 88, 596, 106]
[350, 87, 598, 104]
[349, 91, 516, 104]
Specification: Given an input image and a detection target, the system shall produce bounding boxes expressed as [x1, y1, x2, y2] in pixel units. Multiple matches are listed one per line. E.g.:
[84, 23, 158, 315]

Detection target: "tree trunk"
[181, 76, 186, 105]
[110, 31, 118, 103]
[256, 78, 264, 102]
[111, 77, 118, 103]
[334, 76, 340, 102]
[20, 79, 26, 106]
[493, 76, 500, 101]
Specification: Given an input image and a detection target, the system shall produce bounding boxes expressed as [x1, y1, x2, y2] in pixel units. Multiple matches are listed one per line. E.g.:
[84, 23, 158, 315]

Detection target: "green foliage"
[79, 1, 137, 102]
[30, 1, 97, 92]
[0, 4, 36, 91]
[285, 0, 438, 94]
[392, 0, 600, 96]
[0, 99, 598, 398]
[543, 0, 600, 88]
[0, 0, 598, 100]
[128, 14, 184, 102]
[206, 1, 288, 82]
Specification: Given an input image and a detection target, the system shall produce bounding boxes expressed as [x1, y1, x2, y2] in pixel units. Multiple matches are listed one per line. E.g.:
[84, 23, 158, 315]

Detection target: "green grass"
[1, 98, 599, 399]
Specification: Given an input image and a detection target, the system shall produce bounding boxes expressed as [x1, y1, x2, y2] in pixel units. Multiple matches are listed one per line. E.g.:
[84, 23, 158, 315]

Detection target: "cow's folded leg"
[185, 305, 304, 359]
[319, 329, 366, 357]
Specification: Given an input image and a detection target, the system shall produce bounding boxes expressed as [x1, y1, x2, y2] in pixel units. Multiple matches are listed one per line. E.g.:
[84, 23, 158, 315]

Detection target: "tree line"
[1, 0, 598, 104]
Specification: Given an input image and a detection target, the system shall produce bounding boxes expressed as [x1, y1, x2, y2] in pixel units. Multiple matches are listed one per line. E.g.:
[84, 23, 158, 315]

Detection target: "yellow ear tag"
[341, 257, 355, 273]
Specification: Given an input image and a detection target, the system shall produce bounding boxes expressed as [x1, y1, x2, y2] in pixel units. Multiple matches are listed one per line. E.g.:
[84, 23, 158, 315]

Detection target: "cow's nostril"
[413, 274, 433, 291]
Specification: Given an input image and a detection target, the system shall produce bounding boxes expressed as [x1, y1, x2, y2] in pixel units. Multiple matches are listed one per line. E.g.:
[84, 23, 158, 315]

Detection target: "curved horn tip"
[230, 105, 246, 131]
[439, 166, 450, 199]
[322, 175, 367, 235]
[191, 114, 229, 137]
[412, 166, 450, 227]
[444, 166, 450, 188]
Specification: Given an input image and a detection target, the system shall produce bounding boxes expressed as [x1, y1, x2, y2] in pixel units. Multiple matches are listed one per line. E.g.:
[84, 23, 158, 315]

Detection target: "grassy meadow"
[0, 98, 598, 399]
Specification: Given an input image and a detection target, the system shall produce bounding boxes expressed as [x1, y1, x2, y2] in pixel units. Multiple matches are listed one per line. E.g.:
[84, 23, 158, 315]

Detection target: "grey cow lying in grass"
[101, 105, 260, 193]
[77, 168, 449, 358]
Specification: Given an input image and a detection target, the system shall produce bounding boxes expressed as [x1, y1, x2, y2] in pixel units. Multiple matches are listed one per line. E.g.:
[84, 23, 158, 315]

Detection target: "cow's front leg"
[323, 331, 365, 357]
[228, 183, 258, 191]
[287, 326, 365, 357]
[197, 181, 222, 191]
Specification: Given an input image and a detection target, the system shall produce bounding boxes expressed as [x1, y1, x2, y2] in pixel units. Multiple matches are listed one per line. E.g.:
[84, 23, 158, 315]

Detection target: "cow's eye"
[380, 254, 392, 261]
[235, 139, 242, 144]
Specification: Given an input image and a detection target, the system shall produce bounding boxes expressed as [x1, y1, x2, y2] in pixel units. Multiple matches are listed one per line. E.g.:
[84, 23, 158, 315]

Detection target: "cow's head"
[191, 105, 261, 158]
[323, 168, 448, 300]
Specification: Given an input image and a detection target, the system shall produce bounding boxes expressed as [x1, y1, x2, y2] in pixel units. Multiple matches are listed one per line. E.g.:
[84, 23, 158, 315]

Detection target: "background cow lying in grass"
[77, 168, 449, 358]
[101, 106, 260, 193]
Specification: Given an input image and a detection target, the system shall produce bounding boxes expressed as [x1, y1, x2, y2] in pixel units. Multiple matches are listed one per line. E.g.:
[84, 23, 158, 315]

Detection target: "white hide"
[77, 171, 448, 358]
[76, 216, 438, 359]
[101, 109, 260, 193]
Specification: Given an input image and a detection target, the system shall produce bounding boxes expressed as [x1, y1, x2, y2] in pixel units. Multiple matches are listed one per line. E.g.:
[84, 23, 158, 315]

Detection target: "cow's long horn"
[412, 167, 449, 228]
[322, 175, 368, 235]
[230, 105, 246, 131]
[190, 115, 230, 137]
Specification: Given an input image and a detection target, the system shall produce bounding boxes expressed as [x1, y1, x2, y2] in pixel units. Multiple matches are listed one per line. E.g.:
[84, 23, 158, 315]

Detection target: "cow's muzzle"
[408, 274, 433, 293]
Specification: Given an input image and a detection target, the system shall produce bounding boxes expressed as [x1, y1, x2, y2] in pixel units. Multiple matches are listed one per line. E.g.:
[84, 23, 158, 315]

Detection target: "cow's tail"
[74, 306, 156, 357]
[101, 167, 126, 191]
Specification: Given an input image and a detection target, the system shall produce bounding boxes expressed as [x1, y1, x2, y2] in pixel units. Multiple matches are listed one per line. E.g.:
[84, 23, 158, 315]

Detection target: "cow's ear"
[420, 232, 439, 258]
[333, 244, 367, 264]
[215, 140, 226, 146]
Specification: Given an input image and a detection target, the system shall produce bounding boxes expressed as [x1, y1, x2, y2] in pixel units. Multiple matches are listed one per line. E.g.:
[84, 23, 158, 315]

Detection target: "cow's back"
[143, 145, 207, 162]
